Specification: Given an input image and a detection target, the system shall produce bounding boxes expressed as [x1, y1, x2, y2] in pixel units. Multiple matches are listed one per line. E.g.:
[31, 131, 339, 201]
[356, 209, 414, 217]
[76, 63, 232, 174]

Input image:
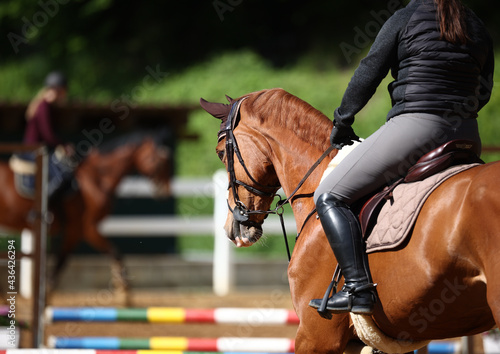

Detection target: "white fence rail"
[99, 171, 297, 295]
[115, 176, 215, 198]
[101, 174, 296, 237]
[99, 215, 296, 236]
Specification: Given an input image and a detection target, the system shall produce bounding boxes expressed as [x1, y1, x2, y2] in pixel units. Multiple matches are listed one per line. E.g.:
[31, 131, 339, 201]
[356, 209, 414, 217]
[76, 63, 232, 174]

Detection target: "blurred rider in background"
[23, 71, 76, 205]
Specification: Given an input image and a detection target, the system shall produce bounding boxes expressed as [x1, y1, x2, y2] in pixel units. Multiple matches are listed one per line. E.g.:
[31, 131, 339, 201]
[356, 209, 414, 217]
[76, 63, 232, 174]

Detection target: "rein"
[222, 98, 335, 261]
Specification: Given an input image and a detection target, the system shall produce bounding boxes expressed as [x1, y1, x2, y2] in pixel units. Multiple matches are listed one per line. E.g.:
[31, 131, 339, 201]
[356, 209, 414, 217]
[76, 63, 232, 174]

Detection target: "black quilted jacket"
[334, 0, 494, 127]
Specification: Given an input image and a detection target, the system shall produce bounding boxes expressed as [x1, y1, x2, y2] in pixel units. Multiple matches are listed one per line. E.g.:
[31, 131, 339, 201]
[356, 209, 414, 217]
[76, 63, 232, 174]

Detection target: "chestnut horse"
[201, 88, 500, 353]
[0, 130, 172, 294]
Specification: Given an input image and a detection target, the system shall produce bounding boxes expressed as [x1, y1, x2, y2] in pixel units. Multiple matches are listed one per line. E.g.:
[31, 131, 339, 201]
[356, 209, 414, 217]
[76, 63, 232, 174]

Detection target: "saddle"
[9, 152, 77, 201]
[359, 139, 483, 238]
[9, 154, 37, 199]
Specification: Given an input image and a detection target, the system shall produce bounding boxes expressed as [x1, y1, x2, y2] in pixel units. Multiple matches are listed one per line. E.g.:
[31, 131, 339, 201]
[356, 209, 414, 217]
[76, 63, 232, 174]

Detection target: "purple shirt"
[23, 99, 63, 147]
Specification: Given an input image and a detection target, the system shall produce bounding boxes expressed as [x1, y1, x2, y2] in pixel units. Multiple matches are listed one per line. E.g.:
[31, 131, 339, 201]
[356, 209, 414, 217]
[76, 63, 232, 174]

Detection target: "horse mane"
[240, 88, 333, 152]
[97, 128, 171, 155]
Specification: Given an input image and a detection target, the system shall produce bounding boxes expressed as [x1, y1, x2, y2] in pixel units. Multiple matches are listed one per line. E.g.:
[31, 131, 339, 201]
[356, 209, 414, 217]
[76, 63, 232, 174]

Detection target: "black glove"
[329, 121, 360, 148]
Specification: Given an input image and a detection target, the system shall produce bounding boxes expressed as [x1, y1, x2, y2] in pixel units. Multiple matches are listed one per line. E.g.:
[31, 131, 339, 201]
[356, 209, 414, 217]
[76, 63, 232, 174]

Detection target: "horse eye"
[217, 150, 225, 161]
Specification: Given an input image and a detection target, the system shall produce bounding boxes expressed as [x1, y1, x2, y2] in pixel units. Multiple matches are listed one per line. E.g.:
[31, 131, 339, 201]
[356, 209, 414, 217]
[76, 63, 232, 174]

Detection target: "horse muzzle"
[228, 206, 263, 247]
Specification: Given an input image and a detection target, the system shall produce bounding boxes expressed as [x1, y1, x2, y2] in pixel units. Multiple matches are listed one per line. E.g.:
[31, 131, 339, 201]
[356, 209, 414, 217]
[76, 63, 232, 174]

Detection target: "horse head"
[132, 130, 173, 197]
[200, 94, 281, 247]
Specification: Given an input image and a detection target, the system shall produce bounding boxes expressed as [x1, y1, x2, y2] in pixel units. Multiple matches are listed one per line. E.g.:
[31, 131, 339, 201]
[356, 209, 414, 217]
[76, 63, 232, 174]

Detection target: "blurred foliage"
[0, 0, 498, 99]
[0, 0, 498, 175]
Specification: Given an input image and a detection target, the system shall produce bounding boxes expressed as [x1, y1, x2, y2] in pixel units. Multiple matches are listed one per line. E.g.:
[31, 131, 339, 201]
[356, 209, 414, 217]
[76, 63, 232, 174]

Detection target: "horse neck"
[263, 122, 334, 227]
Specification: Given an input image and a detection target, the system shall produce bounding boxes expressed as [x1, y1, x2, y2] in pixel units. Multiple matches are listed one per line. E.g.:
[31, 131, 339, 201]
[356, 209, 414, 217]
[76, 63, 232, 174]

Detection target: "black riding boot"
[309, 192, 376, 314]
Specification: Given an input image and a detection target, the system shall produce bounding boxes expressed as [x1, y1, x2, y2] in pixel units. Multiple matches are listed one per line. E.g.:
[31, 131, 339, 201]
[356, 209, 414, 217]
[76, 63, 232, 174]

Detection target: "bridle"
[220, 98, 335, 261]
[220, 98, 282, 229]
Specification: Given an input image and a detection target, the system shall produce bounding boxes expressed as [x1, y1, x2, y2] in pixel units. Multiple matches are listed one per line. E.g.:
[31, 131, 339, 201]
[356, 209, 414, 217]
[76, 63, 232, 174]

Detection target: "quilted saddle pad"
[365, 163, 480, 253]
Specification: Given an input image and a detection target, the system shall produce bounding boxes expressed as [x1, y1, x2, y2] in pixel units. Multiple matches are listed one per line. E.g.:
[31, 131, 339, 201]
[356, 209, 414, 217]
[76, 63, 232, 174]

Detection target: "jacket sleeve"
[333, 11, 405, 127]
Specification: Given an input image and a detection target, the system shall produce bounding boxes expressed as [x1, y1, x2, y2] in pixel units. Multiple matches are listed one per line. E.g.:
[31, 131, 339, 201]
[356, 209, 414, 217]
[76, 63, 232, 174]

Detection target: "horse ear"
[225, 95, 233, 103]
[199, 98, 231, 120]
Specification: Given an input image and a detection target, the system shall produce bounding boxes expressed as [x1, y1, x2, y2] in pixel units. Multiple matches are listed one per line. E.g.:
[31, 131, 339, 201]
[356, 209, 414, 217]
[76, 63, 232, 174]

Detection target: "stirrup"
[316, 265, 342, 319]
[314, 282, 377, 318]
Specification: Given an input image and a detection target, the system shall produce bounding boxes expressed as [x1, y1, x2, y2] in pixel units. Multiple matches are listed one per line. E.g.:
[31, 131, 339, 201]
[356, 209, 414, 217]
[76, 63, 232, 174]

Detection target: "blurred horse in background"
[0, 130, 172, 300]
[201, 88, 500, 353]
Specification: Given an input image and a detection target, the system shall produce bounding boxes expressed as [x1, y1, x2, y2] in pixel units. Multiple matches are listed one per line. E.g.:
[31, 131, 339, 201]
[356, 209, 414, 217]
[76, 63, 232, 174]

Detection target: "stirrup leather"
[344, 282, 378, 294]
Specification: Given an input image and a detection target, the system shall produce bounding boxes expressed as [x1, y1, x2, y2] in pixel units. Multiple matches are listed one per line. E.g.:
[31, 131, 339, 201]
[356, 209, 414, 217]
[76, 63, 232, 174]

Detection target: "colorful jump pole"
[48, 336, 295, 353]
[45, 307, 299, 325]
[0, 340, 462, 354]
[1, 351, 294, 354]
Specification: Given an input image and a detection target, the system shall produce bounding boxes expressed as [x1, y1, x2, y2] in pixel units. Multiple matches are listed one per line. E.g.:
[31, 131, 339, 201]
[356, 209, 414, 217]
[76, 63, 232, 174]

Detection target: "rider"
[309, 0, 494, 314]
[23, 71, 76, 204]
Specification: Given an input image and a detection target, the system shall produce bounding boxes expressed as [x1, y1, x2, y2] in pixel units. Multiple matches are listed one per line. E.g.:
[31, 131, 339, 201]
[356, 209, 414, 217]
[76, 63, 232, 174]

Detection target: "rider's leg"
[48, 152, 76, 207]
[309, 192, 375, 314]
